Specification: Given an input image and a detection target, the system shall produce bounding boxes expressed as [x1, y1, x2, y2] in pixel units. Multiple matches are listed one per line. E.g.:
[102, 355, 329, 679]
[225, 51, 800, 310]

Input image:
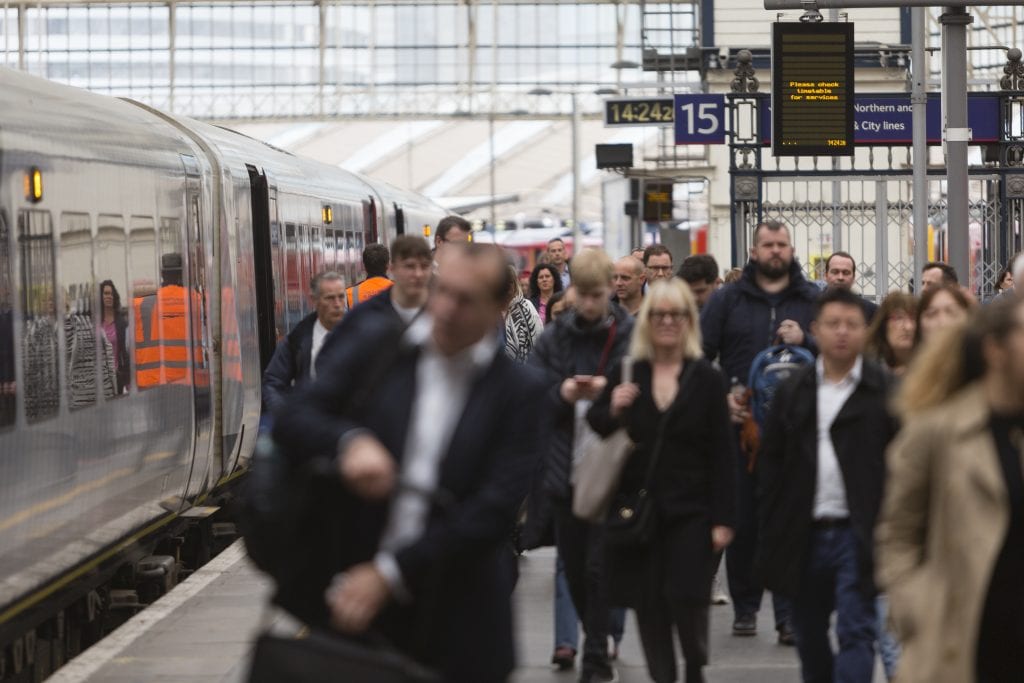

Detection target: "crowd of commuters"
[257, 217, 1023, 683]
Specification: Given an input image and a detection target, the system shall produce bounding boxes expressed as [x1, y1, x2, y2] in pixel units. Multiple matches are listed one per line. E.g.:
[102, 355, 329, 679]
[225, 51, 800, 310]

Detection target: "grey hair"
[311, 270, 344, 298]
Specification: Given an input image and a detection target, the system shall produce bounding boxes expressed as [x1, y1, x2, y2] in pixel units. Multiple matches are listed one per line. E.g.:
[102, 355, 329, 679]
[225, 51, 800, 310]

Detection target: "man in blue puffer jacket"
[700, 220, 820, 645]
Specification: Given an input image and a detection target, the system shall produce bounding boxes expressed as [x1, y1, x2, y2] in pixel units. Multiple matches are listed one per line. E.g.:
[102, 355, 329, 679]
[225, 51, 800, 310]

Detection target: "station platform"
[49, 541, 810, 682]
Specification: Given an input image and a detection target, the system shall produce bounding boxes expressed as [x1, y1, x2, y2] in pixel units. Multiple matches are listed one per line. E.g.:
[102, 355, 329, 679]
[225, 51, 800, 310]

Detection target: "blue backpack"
[746, 344, 815, 429]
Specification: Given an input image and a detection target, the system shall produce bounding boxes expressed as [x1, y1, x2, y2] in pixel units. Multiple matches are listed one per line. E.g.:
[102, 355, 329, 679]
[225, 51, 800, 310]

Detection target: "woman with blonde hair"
[878, 295, 1024, 683]
[866, 292, 918, 377]
[588, 279, 735, 683]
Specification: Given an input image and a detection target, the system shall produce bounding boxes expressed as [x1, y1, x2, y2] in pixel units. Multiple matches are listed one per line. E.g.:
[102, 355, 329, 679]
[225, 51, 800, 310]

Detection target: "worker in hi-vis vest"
[345, 243, 392, 310]
[134, 253, 203, 389]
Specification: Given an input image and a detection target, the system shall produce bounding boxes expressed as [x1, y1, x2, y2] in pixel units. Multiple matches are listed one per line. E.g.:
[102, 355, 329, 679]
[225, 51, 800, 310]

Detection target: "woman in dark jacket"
[588, 279, 736, 683]
[528, 263, 563, 323]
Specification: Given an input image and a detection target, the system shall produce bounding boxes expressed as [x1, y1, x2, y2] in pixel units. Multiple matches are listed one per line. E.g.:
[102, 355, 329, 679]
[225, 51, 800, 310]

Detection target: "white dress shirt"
[813, 355, 862, 520]
[373, 314, 500, 599]
[391, 299, 422, 325]
[309, 318, 330, 379]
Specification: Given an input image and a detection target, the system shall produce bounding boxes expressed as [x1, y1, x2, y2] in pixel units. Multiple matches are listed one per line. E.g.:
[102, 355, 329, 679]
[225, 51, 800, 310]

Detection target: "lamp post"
[529, 86, 581, 257]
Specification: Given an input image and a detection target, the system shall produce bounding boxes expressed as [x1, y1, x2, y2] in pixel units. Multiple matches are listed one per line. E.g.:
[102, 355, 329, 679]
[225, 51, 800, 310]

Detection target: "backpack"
[746, 344, 815, 430]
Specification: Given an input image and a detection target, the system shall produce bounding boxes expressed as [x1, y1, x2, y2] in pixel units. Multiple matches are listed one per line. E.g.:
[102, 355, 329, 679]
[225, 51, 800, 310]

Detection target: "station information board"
[771, 22, 855, 156]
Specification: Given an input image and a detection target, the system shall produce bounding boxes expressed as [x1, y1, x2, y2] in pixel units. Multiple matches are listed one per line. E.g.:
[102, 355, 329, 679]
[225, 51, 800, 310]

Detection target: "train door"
[363, 197, 379, 245]
[246, 165, 277, 372]
[180, 154, 213, 499]
[394, 203, 406, 236]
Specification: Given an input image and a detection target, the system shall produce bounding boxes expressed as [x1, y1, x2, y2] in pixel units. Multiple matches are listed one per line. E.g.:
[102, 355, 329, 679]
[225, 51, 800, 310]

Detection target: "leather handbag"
[248, 628, 441, 683]
[605, 361, 696, 548]
[571, 426, 634, 522]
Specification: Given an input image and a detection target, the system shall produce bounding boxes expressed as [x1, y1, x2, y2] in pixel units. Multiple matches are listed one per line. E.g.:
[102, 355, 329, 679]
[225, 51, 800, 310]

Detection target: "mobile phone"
[574, 375, 594, 386]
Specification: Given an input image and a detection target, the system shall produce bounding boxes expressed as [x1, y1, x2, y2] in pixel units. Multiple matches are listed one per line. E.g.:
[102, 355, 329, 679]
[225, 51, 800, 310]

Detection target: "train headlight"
[24, 168, 43, 203]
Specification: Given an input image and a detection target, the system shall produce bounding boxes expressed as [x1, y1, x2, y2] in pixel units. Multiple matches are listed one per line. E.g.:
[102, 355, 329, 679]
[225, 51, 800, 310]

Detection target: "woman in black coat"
[588, 279, 736, 683]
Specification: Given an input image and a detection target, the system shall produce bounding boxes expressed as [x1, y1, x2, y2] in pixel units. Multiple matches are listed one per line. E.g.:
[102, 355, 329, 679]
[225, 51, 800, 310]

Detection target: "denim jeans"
[791, 525, 876, 683]
[554, 552, 580, 650]
[875, 594, 900, 681]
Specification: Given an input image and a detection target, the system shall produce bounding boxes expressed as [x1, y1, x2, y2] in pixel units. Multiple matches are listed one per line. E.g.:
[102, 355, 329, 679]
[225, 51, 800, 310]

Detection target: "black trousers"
[553, 501, 611, 673]
[633, 521, 716, 683]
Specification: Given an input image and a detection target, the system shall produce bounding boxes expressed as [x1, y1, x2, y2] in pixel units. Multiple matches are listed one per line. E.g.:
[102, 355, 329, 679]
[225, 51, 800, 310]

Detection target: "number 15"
[679, 102, 720, 134]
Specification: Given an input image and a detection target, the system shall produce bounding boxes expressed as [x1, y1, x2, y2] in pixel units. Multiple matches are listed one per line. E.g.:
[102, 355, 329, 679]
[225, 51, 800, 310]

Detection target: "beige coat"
[876, 383, 1013, 683]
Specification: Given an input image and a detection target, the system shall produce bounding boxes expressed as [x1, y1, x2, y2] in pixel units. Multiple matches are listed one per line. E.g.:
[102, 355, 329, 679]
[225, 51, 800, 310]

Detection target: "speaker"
[595, 144, 634, 169]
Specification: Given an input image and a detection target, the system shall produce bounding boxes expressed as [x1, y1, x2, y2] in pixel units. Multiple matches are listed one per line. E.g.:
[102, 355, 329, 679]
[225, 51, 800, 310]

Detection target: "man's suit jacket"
[261, 312, 316, 416]
[755, 358, 896, 599]
[313, 287, 410, 377]
[273, 324, 544, 682]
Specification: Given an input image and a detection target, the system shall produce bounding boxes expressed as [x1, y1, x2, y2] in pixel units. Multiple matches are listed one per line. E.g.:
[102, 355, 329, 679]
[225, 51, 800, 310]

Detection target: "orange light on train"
[24, 168, 43, 203]
[423, 224, 432, 238]
[322, 206, 333, 224]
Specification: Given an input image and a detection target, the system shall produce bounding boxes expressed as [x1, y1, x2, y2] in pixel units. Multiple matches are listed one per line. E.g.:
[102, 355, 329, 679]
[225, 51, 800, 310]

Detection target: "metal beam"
[911, 7, 928, 290]
[765, 0, 1020, 7]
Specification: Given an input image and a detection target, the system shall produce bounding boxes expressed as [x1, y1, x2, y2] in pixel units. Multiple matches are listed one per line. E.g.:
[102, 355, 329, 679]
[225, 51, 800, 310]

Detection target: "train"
[0, 67, 447, 676]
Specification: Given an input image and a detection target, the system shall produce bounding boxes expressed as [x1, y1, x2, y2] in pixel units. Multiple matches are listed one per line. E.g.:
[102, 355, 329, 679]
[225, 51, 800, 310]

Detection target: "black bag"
[604, 362, 695, 548]
[248, 629, 440, 683]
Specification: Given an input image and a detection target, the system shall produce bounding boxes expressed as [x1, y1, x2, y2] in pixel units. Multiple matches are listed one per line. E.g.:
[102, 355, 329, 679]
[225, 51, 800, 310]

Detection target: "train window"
[299, 224, 311, 313]
[284, 223, 300, 331]
[353, 230, 365, 280]
[18, 209, 59, 423]
[60, 212, 101, 411]
[97, 214, 129, 397]
[311, 226, 323, 275]
[0, 214, 14, 429]
[130, 216, 157, 391]
[160, 217, 182, 262]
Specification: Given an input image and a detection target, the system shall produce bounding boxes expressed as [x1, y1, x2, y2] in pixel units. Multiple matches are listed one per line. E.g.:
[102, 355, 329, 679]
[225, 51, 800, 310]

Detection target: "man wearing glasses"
[643, 244, 674, 285]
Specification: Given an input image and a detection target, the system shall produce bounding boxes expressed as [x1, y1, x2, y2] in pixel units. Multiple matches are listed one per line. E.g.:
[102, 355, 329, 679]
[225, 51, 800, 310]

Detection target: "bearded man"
[698, 220, 820, 645]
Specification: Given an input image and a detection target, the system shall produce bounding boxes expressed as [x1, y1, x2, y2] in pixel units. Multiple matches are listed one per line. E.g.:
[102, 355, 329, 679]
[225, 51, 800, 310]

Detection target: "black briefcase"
[248, 629, 441, 683]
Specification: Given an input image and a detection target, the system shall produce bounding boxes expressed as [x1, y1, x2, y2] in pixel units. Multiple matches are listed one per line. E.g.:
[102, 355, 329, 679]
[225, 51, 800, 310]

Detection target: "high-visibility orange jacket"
[345, 276, 392, 309]
[221, 287, 243, 383]
[134, 285, 203, 388]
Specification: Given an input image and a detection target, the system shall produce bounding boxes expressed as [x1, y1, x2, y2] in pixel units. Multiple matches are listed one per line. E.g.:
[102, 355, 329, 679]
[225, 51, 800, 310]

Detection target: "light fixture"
[528, 87, 554, 96]
[594, 87, 620, 96]
[24, 167, 42, 203]
[610, 59, 640, 70]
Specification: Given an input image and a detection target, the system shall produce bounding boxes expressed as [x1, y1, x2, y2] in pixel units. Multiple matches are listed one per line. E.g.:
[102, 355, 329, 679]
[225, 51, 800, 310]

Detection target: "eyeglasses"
[650, 309, 689, 323]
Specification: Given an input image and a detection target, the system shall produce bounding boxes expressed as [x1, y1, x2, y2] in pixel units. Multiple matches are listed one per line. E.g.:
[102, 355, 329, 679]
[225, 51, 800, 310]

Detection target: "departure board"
[771, 22, 855, 156]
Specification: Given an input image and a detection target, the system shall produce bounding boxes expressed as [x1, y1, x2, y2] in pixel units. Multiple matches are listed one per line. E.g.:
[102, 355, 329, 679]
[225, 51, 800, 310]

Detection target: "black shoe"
[777, 622, 796, 646]
[552, 646, 576, 670]
[732, 613, 757, 636]
[579, 665, 618, 683]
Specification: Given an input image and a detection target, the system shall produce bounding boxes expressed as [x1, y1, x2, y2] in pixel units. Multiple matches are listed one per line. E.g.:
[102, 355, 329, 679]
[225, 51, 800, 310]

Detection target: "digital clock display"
[771, 22, 855, 156]
[604, 98, 674, 127]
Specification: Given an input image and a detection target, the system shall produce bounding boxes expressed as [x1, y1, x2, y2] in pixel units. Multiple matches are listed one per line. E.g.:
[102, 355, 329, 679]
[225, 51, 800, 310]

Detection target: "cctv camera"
[718, 47, 730, 66]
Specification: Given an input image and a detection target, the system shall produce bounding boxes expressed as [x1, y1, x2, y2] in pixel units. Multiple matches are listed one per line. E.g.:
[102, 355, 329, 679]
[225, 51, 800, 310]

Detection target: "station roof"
[235, 118, 673, 225]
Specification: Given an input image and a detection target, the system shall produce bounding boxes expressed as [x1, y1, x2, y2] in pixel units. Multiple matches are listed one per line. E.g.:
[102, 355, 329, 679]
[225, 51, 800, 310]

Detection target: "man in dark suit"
[756, 286, 897, 683]
[261, 271, 345, 418]
[273, 243, 543, 683]
[823, 251, 878, 323]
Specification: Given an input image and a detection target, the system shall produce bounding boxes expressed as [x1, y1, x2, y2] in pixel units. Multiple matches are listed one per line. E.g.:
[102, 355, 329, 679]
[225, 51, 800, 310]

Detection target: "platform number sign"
[674, 94, 726, 144]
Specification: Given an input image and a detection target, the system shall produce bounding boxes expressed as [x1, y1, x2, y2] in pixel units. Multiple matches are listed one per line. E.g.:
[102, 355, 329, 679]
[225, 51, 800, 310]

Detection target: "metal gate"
[728, 49, 1024, 301]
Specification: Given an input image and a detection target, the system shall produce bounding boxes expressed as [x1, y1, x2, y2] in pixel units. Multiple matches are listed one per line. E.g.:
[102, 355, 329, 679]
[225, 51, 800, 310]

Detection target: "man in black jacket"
[700, 220, 819, 642]
[529, 248, 633, 683]
[272, 243, 543, 683]
[823, 251, 878, 323]
[755, 287, 896, 683]
[261, 270, 345, 418]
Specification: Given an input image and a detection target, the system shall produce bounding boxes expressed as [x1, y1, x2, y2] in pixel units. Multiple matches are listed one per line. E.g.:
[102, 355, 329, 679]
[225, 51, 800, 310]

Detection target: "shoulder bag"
[605, 360, 696, 547]
[571, 321, 632, 523]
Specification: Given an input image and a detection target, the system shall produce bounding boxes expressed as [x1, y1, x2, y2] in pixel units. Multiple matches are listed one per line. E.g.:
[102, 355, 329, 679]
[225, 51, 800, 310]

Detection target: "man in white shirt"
[755, 286, 896, 683]
[273, 243, 544, 682]
[261, 271, 344, 417]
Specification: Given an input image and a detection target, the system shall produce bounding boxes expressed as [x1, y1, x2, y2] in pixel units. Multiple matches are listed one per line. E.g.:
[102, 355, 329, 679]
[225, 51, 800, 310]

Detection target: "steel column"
[911, 7, 928, 289]
[941, 6, 973, 283]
